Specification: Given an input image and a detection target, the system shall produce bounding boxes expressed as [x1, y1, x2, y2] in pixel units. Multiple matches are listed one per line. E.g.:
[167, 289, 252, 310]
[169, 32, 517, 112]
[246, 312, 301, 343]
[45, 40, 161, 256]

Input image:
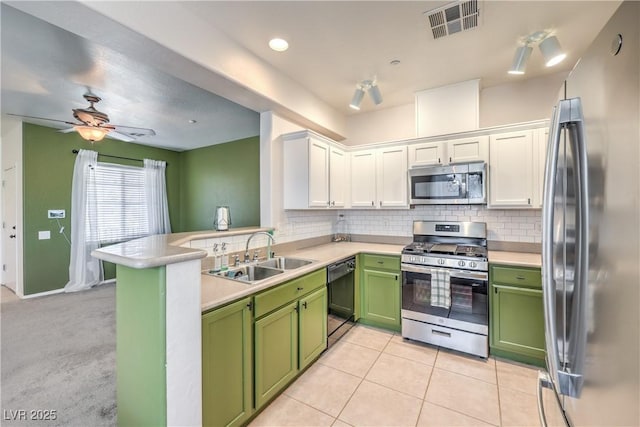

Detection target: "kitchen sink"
[204, 264, 284, 283]
[258, 256, 314, 270]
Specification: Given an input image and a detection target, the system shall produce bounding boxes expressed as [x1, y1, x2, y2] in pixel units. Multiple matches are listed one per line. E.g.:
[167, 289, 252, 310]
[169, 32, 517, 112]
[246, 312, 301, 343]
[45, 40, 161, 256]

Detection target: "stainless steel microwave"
[409, 162, 487, 205]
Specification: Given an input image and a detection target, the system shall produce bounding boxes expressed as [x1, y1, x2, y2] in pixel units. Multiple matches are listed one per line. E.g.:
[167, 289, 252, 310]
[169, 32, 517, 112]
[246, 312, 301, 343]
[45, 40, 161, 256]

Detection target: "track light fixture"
[508, 31, 566, 75]
[349, 79, 383, 110]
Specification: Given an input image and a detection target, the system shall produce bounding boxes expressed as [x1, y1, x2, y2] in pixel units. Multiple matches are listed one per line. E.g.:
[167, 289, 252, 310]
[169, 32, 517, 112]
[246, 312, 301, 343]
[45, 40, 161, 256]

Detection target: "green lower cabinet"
[299, 287, 328, 370]
[489, 265, 546, 366]
[202, 297, 253, 427]
[360, 259, 401, 331]
[254, 301, 299, 410]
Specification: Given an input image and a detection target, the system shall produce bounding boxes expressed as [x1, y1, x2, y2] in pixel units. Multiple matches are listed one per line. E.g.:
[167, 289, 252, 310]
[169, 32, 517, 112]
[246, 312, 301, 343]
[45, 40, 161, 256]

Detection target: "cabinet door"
[329, 146, 347, 208]
[361, 269, 401, 329]
[254, 301, 298, 409]
[533, 127, 549, 208]
[299, 287, 328, 370]
[377, 146, 408, 208]
[408, 141, 445, 167]
[489, 130, 534, 207]
[490, 284, 545, 360]
[350, 149, 377, 208]
[447, 135, 489, 164]
[308, 138, 330, 207]
[202, 298, 253, 427]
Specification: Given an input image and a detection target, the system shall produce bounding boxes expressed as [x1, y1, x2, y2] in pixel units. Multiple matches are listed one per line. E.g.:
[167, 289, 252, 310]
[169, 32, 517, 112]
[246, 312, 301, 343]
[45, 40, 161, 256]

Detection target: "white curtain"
[144, 159, 171, 234]
[65, 149, 103, 292]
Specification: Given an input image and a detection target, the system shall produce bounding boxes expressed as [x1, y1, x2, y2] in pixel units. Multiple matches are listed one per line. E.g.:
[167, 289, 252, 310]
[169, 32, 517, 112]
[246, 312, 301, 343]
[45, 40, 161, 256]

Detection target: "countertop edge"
[488, 250, 541, 268]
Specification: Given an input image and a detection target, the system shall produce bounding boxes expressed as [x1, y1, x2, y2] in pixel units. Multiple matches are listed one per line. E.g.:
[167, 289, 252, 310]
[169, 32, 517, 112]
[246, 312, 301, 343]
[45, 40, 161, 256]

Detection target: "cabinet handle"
[331, 201, 335, 206]
[516, 276, 526, 280]
[528, 198, 531, 205]
[395, 275, 398, 281]
[297, 287, 304, 291]
[494, 287, 498, 293]
[432, 329, 451, 338]
[377, 261, 384, 264]
[302, 301, 307, 309]
[438, 157, 441, 164]
[379, 201, 382, 207]
[449, 157, 452, 163]
[246, 301, 253, 311]
[371, 201, 374, 206]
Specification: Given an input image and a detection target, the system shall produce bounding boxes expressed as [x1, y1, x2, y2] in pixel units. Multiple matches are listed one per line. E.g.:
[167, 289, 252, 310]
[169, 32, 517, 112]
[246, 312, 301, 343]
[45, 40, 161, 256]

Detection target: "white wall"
[1, 115, 24, 296]
[480, 72, 568, 128]
[343, 72, 566, 146]
[343, 103, 415, 146]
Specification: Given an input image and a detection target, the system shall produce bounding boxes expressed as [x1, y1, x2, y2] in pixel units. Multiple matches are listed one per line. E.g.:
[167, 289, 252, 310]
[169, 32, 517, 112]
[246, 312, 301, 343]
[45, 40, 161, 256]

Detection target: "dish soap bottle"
[212, 243, 221, 272]
[220, 242, 229, 271]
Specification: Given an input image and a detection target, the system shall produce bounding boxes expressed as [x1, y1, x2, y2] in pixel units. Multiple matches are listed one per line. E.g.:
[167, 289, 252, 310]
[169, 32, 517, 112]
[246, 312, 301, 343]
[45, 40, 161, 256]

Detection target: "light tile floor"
[250, 324, 541, 427]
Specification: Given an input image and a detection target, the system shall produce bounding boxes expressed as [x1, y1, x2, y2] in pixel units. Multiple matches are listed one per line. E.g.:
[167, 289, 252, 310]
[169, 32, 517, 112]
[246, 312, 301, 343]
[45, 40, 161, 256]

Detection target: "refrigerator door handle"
[538, 371, 570, 427]
[543, 98, 588, 399]
[542, 102, 563, 390]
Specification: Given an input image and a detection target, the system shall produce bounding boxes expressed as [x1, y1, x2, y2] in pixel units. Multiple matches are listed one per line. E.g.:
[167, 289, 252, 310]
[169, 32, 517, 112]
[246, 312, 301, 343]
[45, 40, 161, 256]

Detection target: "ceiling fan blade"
[106, 131, 135, 142]
[57, 128, 76, 134]
[111, 123, 156, 136]
[6, 113, 78, 126]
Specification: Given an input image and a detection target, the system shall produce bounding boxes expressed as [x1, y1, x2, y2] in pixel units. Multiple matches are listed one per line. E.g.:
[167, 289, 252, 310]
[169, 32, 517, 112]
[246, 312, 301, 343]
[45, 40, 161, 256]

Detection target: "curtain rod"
[71, 149, 168, 166]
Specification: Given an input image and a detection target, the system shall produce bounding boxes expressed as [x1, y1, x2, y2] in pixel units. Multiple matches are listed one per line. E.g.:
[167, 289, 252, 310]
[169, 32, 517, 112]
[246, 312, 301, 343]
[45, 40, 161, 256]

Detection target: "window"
[87, 162, 149, 244]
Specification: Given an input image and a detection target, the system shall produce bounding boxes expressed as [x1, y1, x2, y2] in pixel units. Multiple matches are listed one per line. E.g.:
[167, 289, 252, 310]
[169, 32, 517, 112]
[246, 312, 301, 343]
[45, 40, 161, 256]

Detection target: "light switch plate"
[48, 210, 65, 219]
[38, 230, 51, 240]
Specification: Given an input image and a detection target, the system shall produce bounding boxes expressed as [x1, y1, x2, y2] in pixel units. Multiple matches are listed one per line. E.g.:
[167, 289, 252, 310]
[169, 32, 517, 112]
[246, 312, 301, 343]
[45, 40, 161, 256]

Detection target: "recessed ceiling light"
[269, 38, 289, 52]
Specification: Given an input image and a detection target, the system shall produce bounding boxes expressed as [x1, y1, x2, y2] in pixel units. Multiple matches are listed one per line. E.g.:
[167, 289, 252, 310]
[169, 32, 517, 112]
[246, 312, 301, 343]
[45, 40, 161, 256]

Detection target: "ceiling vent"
[425, 0, 481, 40]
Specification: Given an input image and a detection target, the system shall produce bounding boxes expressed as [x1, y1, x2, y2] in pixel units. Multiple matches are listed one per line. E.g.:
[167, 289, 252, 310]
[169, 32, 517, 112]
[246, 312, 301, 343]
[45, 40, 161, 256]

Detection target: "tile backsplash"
[274, 205, 541, 244]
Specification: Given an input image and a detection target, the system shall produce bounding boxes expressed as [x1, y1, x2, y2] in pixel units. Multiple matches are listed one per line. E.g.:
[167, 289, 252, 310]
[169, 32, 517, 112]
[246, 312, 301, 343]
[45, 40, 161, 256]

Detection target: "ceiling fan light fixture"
[75, 125, 110, 143]
[508, 45, 532, 75]
[539, 35, 566, 67]
[349, 87, 365, 110]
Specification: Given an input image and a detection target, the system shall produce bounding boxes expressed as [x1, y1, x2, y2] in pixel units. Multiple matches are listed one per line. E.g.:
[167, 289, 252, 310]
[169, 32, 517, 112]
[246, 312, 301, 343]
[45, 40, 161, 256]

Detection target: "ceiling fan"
[8, 92, 156, 143]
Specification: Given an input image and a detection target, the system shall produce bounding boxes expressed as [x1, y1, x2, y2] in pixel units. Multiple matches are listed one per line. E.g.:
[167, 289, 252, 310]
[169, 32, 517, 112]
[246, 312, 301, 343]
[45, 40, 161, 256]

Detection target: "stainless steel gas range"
[401, 221, 489, 358]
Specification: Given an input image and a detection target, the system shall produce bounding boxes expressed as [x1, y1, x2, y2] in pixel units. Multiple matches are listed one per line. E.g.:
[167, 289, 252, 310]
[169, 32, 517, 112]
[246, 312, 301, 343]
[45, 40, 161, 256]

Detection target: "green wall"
[179, 136, 260, 231]
[22, 123, 182, 295]
[21, 124, 260, 296]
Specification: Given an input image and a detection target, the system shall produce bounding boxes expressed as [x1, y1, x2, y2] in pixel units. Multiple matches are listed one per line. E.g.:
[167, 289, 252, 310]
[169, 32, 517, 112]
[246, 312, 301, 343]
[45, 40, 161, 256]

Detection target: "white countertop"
[201, 242, 404, 312]
[488, 250, 541, 268]
[92, 226, 270, 269]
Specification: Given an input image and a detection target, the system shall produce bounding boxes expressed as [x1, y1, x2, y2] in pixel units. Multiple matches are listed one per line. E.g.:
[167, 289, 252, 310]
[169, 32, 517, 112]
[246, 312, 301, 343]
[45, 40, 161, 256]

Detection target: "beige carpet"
[1, 283, 116, 426]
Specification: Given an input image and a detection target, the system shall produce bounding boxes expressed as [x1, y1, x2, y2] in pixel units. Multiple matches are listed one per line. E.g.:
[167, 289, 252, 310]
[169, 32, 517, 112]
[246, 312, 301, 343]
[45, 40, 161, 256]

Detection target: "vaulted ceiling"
[1, 1, 620, 150]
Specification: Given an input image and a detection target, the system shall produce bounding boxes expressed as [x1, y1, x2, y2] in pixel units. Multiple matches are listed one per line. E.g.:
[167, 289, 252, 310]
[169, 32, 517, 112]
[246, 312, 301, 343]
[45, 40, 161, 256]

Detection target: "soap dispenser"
[212, 243, 221, 272]
[220, 242, 229, 271]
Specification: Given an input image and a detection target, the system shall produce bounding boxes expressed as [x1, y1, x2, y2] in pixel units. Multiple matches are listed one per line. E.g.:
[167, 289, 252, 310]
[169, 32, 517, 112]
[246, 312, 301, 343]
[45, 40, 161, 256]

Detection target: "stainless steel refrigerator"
[538, 1, 639, 426]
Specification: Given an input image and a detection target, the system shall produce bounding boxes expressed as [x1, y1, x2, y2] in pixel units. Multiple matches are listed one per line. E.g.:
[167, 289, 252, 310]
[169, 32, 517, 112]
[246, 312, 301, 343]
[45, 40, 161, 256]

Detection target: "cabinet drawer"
[362, 254, 400, 271]
[491, 265, 541, 288]
[254, 269, 326, 318]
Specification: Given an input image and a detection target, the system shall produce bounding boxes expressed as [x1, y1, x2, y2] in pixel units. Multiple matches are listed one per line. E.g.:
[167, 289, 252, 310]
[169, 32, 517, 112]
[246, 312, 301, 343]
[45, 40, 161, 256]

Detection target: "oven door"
[401, 263, 488, 333]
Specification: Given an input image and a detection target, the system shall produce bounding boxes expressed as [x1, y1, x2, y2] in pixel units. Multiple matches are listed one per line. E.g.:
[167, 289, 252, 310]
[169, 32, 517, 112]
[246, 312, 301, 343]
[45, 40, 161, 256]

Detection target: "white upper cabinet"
[350, 149, 377, 208]
[489, 130, 534, 207]
[377, 146, 408, 207]
[283, 132, 348, 209]
[407, 136, 488, 168]
[533, 127, 549, 208]
[329, 146, 347, 207]
[447, 136, 489, 164]
[408, 141, 445, 167]
[351, 146, 408, 209]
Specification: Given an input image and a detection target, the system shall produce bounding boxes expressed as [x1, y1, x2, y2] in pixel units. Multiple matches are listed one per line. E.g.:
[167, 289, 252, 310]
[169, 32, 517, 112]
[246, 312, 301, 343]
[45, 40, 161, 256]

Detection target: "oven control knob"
[469, 261, 477, 268]
[458, 260, 466, 267]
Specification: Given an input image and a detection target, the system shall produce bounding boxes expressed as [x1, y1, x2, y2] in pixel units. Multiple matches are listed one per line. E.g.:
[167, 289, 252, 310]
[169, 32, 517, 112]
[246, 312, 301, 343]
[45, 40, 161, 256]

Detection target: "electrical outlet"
[48, 210, 65, 219]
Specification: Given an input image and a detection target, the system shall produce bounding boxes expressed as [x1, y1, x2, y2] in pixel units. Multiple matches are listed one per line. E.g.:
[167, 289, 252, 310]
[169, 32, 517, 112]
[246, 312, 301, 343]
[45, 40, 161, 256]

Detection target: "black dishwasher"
[326, 257, 356, 347]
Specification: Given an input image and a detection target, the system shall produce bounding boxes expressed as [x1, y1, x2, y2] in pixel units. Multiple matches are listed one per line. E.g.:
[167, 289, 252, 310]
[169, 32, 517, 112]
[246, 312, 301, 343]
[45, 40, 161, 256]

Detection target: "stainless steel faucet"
[245, 231, 276, 263]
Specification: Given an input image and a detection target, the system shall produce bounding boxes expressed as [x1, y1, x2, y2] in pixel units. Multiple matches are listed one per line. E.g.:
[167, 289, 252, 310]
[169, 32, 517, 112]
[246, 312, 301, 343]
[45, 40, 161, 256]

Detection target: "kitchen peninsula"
[92, 227, 405, 426]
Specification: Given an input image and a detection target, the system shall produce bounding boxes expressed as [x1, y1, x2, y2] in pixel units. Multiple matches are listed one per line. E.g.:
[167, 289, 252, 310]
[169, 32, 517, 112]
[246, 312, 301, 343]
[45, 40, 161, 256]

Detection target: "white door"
[308, 139, 330, 207]
[489, 130, 534, 207]
[377, 146, 408, 208]
[350, 150, 377, 208]
[2, 166, 17, 291]
[329, 146, 346, 207]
